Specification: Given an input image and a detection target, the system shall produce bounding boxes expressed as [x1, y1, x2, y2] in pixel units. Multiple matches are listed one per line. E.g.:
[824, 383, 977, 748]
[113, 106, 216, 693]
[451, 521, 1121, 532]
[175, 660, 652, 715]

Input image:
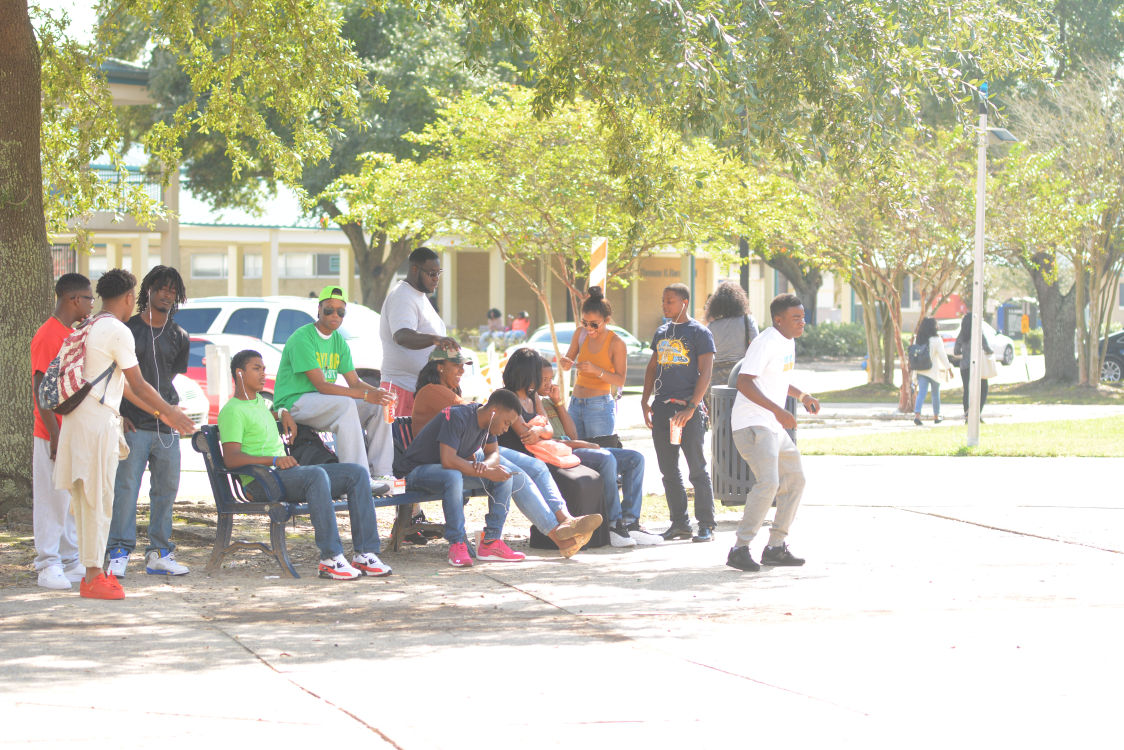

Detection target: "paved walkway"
[2, 456, 1120, 748]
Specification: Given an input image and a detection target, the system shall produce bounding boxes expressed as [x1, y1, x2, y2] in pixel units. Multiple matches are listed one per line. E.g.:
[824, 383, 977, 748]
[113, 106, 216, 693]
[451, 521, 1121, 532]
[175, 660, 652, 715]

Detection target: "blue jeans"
[245, 463, 381, 559]
[573, 447, 644, 525]
[915, 375, 941, 417]
[109, 429, 181, 555]
[405, 463, 511, 544]
[497, 448, 565, 534]
[568, 394, 616, 439]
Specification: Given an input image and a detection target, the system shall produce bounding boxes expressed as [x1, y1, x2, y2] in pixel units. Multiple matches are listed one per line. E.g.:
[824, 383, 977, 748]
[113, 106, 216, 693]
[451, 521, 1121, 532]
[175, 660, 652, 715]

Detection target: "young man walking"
[107, 266, 192, 577]
[726, 293, 820, 572]
[31, 273, 95, 589]
[220, 349, 392, 580]
[641, 283, 718, 543]
[378, 246, 459, 415]
[274, 285, 397, 492]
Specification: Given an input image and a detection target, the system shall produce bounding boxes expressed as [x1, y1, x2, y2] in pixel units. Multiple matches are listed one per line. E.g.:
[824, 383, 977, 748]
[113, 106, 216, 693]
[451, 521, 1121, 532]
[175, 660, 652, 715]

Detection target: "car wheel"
[1102, 356, 1124, 384]
[1002, 345, 1014, 366]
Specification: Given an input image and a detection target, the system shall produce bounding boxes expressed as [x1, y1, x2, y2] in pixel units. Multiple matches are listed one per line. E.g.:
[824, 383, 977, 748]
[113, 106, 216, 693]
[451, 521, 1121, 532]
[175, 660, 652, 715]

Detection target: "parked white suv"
[175, 296, 384, 379]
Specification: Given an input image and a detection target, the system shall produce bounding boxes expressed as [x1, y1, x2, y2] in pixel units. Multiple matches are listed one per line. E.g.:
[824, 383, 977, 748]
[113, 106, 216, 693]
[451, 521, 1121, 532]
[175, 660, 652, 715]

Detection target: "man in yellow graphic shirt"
[273, 286, 397, 494]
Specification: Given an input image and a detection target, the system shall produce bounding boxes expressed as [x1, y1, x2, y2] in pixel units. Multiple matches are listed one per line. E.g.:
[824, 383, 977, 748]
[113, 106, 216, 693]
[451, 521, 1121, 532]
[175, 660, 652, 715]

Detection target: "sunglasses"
[580, 320, 602, 329]
[321, 306, 346, 318]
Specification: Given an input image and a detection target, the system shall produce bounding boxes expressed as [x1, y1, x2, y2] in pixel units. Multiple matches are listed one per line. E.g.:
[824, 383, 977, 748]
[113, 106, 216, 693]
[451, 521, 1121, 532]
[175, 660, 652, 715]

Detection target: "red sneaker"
[477, 538, 525, 562]
[448, 542, 473, 567]
[80, 573, 125, 600]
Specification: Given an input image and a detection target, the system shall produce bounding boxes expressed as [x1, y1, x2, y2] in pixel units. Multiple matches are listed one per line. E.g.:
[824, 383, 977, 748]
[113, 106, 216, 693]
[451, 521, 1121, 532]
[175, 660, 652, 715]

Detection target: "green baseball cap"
[318, 285, 347, 303]
[429, 347, 472, 364]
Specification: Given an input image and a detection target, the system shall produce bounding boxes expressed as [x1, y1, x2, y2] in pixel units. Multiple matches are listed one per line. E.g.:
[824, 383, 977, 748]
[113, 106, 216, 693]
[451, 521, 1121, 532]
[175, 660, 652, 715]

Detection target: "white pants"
[33, 437, 79, 571]
[732, 426, 806, 548]
[289, 392, 394, 477]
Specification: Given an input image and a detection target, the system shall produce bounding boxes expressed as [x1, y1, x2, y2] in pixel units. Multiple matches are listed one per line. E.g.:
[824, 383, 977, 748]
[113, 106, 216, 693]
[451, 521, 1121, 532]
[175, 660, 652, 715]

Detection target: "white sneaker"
[352, 552, 392, 577]
[62, 561, 85, 583]
[627, 523, 664, 546]
[371, 474, 394, 495]
[318, 554, 361, 580]
[106, 547, 129, 578]
[609, 523, 637, 548]
[37, 565, 71, 590]
[145, 549, 190, 576]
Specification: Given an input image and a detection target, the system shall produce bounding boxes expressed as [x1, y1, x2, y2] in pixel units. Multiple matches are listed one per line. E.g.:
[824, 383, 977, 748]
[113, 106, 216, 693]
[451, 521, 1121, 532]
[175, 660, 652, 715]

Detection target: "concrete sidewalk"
[2, 456, 1121, 748]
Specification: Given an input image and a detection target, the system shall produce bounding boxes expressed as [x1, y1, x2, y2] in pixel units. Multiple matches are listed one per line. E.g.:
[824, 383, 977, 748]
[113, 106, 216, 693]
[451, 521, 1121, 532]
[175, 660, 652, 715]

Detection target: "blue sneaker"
[106, 547, 129, 578]
[145, 549, 189, 576]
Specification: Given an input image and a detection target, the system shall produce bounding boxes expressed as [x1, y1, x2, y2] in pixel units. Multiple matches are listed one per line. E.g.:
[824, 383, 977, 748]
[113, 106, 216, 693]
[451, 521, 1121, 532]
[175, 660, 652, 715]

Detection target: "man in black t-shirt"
[106, 267, 192, 577]
[641, 283, 718, 543]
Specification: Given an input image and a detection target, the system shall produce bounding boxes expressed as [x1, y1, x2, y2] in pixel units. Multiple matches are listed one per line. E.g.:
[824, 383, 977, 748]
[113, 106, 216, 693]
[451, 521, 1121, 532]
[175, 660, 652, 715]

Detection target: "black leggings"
[960, 369, 989, 413]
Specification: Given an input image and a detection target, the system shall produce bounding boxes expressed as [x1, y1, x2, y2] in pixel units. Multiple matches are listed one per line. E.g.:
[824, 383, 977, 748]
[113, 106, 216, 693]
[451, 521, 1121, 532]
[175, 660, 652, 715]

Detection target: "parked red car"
[186, 333, 283, 422]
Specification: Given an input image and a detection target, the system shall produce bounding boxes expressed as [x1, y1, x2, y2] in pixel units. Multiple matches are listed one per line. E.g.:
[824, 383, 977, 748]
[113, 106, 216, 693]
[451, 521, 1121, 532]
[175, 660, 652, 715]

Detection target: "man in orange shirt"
[30, 274, 95, 590]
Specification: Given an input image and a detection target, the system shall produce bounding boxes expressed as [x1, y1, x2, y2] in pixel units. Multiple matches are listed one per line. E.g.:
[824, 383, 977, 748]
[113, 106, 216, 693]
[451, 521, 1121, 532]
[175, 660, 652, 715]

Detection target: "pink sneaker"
[477, 538, 525, 562]
[448, 542, 473, 567]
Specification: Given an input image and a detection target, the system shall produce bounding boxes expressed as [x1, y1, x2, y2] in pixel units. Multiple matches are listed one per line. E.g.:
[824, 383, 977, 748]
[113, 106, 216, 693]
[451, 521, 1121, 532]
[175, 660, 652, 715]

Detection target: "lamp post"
[967, 83, 1017, 447]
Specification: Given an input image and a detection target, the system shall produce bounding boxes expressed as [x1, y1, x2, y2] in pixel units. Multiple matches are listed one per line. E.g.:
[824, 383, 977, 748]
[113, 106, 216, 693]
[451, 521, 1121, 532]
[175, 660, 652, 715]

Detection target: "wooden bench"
[192, 416, 484, 576]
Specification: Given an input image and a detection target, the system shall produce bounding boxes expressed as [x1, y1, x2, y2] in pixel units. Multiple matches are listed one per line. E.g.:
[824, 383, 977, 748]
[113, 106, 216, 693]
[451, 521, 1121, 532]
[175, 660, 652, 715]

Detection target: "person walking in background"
[52, 269, 195, 600]
[726, 293, 819, 573]
[911, 316, 954, 426]
[954, 311, 993, 420]
[379, 246, 459, 416]
[705, 281, 759, 410]
[30, 273, 94, 590]
[641, 283, 717, 543]
[106, 266, 192, 578]
[559, 287, 627, 440]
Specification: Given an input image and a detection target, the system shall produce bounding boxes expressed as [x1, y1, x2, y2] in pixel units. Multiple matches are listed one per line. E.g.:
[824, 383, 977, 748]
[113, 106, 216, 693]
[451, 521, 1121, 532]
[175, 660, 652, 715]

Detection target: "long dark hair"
[917, 317, 938, 344]
[705, 281, 749, 322]
[137, 265, 187, 315]
[416, 360, 462, 396]
[502, 347, 543, 397]
[955, 312, 974, 346]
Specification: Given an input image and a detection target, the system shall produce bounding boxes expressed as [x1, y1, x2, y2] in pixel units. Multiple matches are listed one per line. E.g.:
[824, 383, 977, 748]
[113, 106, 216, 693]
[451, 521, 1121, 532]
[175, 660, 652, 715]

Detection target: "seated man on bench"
[393, 389, 529, 568]
[218, 349, 392, 581]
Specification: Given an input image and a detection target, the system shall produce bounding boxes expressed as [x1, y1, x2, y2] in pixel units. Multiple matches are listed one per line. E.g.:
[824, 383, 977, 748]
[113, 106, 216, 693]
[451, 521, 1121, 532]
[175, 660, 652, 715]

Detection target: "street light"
[967, 84, 1017, 447]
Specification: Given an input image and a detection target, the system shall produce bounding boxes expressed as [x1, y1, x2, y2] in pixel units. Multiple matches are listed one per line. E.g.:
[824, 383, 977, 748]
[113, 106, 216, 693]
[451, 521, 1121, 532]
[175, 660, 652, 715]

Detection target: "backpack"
[38, 313, 118, 415]
[908, 341, 933, 371]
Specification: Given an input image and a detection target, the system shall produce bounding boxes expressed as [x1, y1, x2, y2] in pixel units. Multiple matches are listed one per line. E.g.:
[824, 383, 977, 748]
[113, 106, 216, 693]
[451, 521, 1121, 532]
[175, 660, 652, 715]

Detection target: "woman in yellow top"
[559, 287, 628, 439]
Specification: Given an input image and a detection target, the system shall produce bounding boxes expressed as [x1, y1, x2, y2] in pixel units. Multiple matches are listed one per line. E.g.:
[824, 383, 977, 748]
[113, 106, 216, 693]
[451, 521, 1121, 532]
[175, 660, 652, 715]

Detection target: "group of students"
[31, 246, 819, 597]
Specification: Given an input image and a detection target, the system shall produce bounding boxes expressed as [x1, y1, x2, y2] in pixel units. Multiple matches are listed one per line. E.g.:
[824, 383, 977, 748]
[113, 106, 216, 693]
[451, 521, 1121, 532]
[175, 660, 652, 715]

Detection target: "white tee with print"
[730, 326, 796, 433]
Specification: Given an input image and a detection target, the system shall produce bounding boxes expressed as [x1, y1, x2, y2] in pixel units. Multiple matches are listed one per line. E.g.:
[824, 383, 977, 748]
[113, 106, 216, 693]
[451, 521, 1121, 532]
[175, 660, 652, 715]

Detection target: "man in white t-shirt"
[378, 246, 459, 415]
[726, 293, 820, 572]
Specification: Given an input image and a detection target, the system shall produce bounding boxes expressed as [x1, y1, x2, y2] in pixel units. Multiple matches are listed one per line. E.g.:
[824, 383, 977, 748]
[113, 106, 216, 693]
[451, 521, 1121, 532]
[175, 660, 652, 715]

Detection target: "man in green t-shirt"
[219, 349, 391, 580]
[273, 285, 396, 493]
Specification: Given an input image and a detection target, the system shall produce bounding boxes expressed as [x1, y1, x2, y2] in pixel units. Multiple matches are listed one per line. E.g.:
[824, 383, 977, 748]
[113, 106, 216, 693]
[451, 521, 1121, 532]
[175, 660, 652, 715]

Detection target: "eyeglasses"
[422, 269, 443, 279]
[580, 320, 601, 329]
[321, 306, 346, 318]
[76, 295, 95, 301]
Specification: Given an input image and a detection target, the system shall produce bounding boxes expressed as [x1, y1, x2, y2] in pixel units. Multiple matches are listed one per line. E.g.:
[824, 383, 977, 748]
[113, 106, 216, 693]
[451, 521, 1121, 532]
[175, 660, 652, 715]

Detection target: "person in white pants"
[30, 273, 94, 589]
[726, 293, 821, 573]
[272, 285, 396, 490]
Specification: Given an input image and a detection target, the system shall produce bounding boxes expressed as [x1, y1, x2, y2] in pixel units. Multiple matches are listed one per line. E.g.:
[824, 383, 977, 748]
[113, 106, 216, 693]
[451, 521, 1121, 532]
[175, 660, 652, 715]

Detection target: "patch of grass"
[817, 380, 1124, 405]
[800, 416, 1124, 457]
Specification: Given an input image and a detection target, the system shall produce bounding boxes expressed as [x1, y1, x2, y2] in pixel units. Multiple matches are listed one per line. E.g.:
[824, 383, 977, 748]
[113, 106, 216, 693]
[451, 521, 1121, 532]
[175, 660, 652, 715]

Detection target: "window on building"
[222, 307, 268, 338]
[191, 253, 227, 279]
[280, 253, 313, 278]
[244, 253, 262, 279]
[900, 276, 922, 310]
[1119, 282, 1124, 308]
[88, 255, 107, 280]
[315, 253, 341, 277]
[273, 308, 315, 344]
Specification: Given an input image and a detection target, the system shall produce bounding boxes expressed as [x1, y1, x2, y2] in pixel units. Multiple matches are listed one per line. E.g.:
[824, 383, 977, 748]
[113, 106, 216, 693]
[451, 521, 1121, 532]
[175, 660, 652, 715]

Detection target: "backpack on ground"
[908, 341, 933, 371]
[38, 313, 118, 415]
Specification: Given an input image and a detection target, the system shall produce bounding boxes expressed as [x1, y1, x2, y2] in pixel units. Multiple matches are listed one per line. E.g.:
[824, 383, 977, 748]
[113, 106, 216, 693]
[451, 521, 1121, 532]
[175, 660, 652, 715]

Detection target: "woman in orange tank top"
[559, 287, 627, 438]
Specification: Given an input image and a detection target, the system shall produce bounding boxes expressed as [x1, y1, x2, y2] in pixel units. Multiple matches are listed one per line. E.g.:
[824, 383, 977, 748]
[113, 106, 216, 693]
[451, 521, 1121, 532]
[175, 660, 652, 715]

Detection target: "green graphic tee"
[273, 323, 354, 411]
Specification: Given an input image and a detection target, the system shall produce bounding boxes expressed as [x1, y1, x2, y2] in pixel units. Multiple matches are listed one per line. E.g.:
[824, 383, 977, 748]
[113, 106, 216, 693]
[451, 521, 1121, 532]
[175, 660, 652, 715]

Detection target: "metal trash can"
[710, 360, 797, 507]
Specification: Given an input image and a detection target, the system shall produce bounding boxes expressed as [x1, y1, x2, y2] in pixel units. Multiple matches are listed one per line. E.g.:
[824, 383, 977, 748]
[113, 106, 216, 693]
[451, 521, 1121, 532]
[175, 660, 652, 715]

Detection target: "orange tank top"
[574, 329, 617, 393]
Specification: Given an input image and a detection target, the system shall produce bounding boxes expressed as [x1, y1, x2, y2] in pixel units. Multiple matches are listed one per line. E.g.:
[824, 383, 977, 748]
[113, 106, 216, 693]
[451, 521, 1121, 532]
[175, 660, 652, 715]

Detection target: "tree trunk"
[0, 0, 52, 516]
[764, 254, 822, 325]
[355, 232, 414, 312]
[1026, 256, 1077, 385]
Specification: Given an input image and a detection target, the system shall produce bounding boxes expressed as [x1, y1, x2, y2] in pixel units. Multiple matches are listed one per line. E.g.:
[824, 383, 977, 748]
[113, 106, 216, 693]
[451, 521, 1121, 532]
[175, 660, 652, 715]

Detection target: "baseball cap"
[318, 285, 347, 303]
[429, 348, 472, 364]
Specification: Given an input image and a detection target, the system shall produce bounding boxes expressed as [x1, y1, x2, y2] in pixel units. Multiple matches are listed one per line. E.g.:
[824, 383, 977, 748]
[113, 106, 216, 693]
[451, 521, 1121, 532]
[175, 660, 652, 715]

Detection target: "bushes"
[794, 322, 867, 358]
[1024, 328, 1043, 355]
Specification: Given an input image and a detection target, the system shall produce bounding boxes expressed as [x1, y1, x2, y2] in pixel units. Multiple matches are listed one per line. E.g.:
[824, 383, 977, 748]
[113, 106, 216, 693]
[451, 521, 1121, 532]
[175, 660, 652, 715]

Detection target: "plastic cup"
[383, 382, 396, 423]
[669, 421, 683, 445]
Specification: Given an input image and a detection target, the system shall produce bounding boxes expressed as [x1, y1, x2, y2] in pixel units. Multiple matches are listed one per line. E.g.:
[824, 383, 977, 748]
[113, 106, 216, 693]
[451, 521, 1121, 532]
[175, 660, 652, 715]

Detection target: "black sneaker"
[692, 526, 715, 543]
[913, 416, 923, 426]
[726, 546, 760, 572]
[761, 543, 805, 566]
[661, 525, 693, 541]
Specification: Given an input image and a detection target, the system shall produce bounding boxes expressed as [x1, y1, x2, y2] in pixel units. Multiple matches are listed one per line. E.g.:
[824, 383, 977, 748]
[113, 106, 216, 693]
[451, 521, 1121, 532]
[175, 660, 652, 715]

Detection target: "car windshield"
[530, 327, 574, 346]
[339, 305, 379, 340]
[175, 307, 220, 333]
